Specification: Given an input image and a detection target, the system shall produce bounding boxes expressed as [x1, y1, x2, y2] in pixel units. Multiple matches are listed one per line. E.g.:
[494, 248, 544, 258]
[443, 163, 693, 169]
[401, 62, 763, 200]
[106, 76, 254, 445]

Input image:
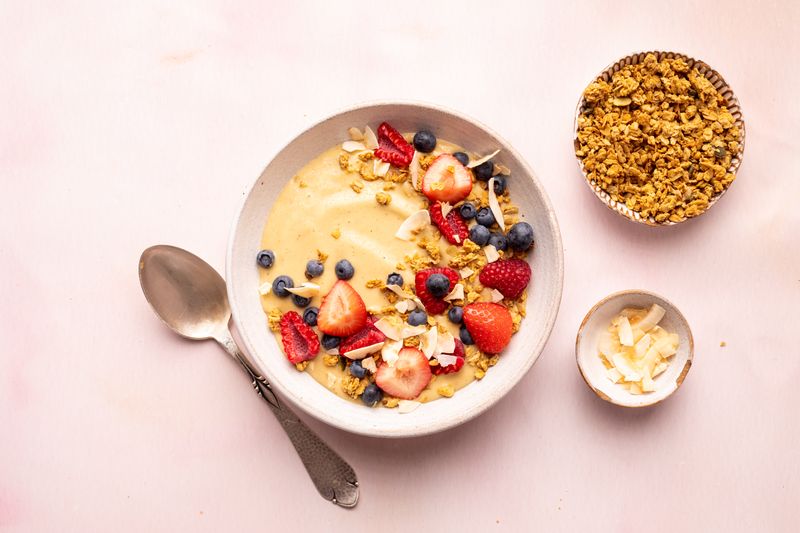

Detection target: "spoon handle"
[215, 331, 359, 509]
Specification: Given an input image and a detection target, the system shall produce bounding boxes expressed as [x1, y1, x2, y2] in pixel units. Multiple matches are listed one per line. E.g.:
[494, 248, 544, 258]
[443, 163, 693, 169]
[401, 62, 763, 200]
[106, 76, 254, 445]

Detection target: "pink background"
[2, 1, 798, 531]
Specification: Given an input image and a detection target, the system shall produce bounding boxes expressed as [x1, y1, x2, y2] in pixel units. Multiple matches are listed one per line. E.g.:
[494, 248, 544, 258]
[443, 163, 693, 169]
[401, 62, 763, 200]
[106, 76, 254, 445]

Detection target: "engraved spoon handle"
[215, 330, 359, 508]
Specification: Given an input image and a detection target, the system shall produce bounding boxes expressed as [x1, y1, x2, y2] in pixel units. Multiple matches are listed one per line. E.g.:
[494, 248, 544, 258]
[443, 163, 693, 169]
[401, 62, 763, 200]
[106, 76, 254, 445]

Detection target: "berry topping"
[339, 322, 386, 359]
[429, 201, 469, 246]
[317, 280, 368, 337]
[468, 224, 491, 246]
[407, 309, 428, 326]
[421, 154, 473, 204]
[488, 232, 508, 251]
[292, 294, 311, 308]
[349, 360, 367, 378]
[302, 306, 319, 326]
[256, 249, 275, 269]
[463, 302, 513, 353]
[321, 334, 341, 351]
[492, 175, 506, 195]
[415, 267, 460, 315]
[412, 130, 437, 153]
[478, 258, 531, 299]
[432, 339, 466, 375]
[507, 222, 535, 251]
[272, 275, 294, 298]
[447, 305, 464, 324]
[305, 259, 324, 279]
[476, 207, 496, 227]
[452, 151, 469, 166]
[459, 202, 477, 220]
[426, 273, 450, 298]
[334, 259, 355, 280]
[279, 311, 320, 364]
[459, 325, 474, 345]
[386, 272, 404, 287]
[375, 346, 432, 400]
[474, 160, 494, 181]
[374, 121, 415, 167]
[361, 383, 383, 406]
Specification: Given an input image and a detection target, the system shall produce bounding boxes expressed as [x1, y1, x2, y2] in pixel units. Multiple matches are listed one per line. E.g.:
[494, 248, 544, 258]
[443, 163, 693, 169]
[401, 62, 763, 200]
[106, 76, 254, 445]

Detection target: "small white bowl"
[227, 101, 564, 437]
[575, 290, 693, 408]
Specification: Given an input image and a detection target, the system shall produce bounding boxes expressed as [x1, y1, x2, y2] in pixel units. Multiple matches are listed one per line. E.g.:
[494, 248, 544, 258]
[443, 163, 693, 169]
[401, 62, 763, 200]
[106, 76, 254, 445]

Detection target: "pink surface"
[1, 1, 798, 531]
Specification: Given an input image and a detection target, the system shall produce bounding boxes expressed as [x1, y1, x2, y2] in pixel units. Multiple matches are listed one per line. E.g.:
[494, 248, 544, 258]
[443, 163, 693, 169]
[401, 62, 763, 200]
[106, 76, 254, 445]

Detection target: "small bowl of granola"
[574, 51, 745, 226]
[227, 102, 564, 437]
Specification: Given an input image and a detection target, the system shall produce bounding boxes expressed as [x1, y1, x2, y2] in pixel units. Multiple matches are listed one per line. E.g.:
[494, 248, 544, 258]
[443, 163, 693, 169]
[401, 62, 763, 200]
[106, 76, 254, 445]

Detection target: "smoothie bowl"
[227, 102, 563, 437]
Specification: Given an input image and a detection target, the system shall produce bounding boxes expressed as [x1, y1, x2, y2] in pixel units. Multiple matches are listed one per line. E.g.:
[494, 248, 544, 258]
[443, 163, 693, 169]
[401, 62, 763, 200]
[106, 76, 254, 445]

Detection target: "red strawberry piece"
[479, 258, 532, 299]
[421, 154, 473, 203]
[463, 302, 513, 354]
[415, 267, 460, 315]
[279, 311, 320, 364]
[432, 339, 465, 375]
[317, 280, 368, 337]
[429, 201, 469, 246]
[375, 347, 432, 400]
[373, 121, 415, 168]
[340, 322, 387, 360]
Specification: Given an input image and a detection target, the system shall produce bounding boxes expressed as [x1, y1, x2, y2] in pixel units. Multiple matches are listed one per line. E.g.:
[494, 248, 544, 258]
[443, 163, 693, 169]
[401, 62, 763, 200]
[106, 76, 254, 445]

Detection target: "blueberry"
[407, 309, 428, 326]
[469, 224, 491, 246]
[426, 273, 450, 298]
[507, 222, 534, 251]
[272, 275, 294, 297]
[386, 272, 404, 287]
[335, 259, 355, 280]
[322, 334, 340, 351]
[305, 259, 324, 279]
[361, 383, 383, 406]
[256, 249, 275, 269]
[459, 202, 477, 220]
[292, 294, 311, 308]
[349, 360, 367, 379]
[452, 152, 469, 166]
[474, 160, 494, 181]
[476, 207, 496, 227]
[488, 232, 508, 252]
[412, 130, 437, 153]
[448, 306, 464, 324]
[302, 306, 319, 326]
[492, 175, 506, 195]
[459, 325, 474, 345]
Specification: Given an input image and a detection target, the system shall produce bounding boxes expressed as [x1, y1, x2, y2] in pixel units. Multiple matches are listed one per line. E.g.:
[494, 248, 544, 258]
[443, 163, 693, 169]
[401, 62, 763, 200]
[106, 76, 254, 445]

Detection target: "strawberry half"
[317, 280, 368, 337]
[463, 302, 513, 354]
[421, 154, 473, 203]
[374, 121, 415, 168]
[430, 201, 469, 246]
[432, 339, 465, 375]
[279, 311, 320, 364]
[479, 258, 532, 299]
[415, 267, 460, 315]
[375, 346, 432, 400]
[340, 321, 386, 360]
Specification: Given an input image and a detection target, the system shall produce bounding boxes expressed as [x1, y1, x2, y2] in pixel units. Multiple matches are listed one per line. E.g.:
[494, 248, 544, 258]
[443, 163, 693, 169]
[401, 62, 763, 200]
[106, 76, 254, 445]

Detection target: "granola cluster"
[575, 54, 741, 223]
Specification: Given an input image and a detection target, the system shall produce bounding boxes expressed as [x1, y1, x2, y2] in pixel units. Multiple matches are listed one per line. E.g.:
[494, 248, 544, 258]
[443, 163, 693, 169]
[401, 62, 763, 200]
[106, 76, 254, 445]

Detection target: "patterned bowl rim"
[573, 50, 746, 227]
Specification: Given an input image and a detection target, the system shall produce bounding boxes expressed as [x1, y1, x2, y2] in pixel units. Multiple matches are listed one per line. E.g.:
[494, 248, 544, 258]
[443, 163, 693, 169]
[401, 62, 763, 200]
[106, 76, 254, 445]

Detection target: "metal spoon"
[138, 244, 359, 508]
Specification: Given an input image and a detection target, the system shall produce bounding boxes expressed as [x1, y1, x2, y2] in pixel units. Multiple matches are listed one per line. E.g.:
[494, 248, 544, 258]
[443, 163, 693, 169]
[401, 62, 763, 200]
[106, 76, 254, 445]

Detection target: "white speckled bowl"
[227, 102, 564, 437]
[576, 290, 693, 408]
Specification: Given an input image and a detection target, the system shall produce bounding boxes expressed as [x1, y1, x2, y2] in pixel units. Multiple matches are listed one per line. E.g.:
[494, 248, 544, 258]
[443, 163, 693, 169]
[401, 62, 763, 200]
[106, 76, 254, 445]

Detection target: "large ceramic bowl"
[227, 102, 563, 437]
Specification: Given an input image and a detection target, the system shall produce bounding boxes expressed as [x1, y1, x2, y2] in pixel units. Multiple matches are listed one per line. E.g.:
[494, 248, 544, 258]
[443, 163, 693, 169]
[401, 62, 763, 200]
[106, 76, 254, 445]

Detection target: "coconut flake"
[467, 149, 501, 169]
[381, 340, 403, 366]
[373, 317, 403, 341]
[398, 400, 421, 413]
[400, 324, 427, 338]
[325, 347, 340, 355]
[395, 300, 409, 313]
[436, 331, 456, 355]
[326, 372, 337, 389]
[361, 356, 377, 373]
[484, 245, 500, 263]
[440, 202, 454, 217]
[459, 267, 475, 278]
[444, 283, 464, 302]
[342, 342, 384, 360]
[420, 327, 438, 359]
[618, 316, 634, 346]
[258, 281, 272, 295]
[395, 209, 431, 241]
[409, 150, 422, 190]
[285, 283, 320, 297]
[437, 353, 458, 367]
[342, 141, 366, 153]
[363, 126, 378, 149]
[490, 289, 504, 303]
[374, 159, 390, 177]
[487, 177, 505, 231]
[348, 127, 364, 141]
[606, 367, 623, 383]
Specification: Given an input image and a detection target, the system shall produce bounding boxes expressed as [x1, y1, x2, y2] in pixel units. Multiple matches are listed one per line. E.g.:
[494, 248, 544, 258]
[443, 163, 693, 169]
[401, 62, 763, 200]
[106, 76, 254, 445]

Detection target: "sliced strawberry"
[432, 339, 465, 375]
[317, 280, 368, 337]
[279, 311, 320, 364]
[463, 302, 513, 354]
[373, 121, 415, 168]
[479, 258, 532, 299]
[421, 154, 473, 203]
[375, 347, 432, 400]
[340, 322, 386, 360]
[430, 201, 469, 246]
[415, 267, 460, 315]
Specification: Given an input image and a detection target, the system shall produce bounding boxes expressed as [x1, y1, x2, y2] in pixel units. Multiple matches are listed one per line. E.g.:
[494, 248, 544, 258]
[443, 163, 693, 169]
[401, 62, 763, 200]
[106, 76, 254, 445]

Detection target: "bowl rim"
[573, 50, 746, 227]
[226, 99, 565, 437]
[575, 289, 694, 408]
